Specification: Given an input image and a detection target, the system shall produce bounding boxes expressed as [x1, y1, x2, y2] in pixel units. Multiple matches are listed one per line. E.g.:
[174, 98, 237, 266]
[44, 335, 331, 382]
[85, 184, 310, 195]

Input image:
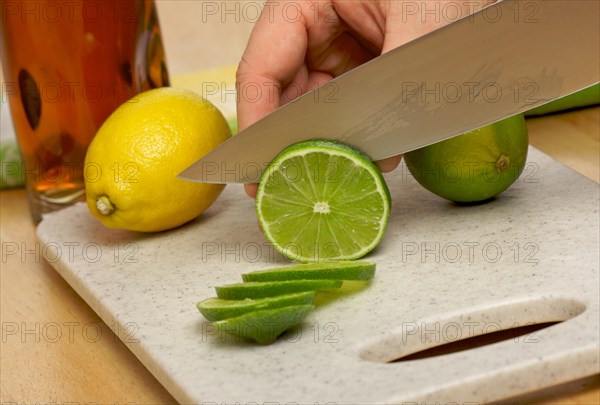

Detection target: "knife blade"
[179, 0, 600, 184]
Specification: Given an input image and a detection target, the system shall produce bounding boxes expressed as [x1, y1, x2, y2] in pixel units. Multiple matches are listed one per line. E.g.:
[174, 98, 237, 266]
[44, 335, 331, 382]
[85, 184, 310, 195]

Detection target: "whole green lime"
[404, 114, 528, 203]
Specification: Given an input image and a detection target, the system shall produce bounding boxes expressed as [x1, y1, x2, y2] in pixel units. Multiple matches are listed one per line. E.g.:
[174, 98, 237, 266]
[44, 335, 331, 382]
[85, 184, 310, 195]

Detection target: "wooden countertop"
[1, 2, 598, 403]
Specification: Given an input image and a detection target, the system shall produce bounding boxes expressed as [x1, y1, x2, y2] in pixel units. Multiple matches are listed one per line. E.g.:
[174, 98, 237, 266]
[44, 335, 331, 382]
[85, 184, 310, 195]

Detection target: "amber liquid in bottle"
[1, 0, 169, 223]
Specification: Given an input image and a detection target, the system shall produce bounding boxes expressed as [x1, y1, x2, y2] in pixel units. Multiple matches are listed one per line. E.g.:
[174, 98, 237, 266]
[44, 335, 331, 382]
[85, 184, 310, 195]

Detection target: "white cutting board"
[37, 147, 599, 404]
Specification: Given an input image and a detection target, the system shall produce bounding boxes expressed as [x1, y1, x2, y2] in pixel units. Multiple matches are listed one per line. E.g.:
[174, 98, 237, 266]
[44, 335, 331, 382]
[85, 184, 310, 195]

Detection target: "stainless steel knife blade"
[179, 0, 600, 184]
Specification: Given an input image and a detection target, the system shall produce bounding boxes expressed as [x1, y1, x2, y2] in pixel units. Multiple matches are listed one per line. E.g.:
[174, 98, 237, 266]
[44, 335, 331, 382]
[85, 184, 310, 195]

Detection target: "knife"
[179, 0, 599, 184]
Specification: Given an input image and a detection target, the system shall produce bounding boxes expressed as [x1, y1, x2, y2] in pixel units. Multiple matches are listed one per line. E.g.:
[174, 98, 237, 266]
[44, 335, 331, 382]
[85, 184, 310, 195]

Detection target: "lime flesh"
[214, 305, 314, 344]
[242, 260, 375, 282]
[256, 140, 391, 262]
[215, 279, 343, 300]
[197, 291, 315, 322]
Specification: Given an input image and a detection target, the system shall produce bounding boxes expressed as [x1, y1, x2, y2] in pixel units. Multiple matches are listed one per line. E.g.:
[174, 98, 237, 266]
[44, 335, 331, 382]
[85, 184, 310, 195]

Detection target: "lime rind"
[197, 291, 315, 322]
[215, 279, 343, 300]
[404, 115, 528, 203]
[214, 304, 314, 344]
[242, 260, 376, 282]
[256, 140, 391, 262]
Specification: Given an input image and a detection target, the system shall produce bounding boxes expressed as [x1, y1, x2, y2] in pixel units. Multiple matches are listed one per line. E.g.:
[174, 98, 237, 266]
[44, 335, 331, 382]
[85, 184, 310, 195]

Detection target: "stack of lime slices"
[197, 261, 376, 344]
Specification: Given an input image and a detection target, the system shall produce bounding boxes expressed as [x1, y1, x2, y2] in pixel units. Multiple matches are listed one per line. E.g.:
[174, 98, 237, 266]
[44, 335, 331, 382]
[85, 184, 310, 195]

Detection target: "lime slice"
[256, 140, 391, 262]
[214, 305, 314, 344]
[242, 260, 375, 282]
[215, 279, 343, 300]
[197, 291, 315, 322]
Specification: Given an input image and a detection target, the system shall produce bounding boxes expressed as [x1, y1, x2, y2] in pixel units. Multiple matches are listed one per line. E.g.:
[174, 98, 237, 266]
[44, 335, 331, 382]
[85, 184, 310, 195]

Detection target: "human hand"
[236, 0, 495, 198]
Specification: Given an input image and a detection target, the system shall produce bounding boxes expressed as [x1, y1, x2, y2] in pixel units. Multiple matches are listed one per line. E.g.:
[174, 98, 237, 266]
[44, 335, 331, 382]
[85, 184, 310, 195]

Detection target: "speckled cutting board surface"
[37, 147, 599, 404]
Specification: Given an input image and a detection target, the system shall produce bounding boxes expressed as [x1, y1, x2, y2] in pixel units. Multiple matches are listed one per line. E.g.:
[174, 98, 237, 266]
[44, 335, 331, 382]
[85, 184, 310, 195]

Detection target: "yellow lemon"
[84, 88, 231, 232]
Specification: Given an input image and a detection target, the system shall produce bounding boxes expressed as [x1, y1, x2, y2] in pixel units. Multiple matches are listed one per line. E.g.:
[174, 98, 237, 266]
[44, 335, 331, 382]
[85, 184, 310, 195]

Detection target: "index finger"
[236, 1, 311, 131]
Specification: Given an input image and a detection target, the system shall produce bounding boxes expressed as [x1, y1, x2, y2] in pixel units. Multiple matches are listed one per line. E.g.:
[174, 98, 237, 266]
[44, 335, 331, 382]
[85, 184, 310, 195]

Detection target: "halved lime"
[197, 291, 315, 322]
[242, 260, 375, 282]
[215, 279, 343, 300]
[256, 140, 391, 262]
[214, 305, 314, 344]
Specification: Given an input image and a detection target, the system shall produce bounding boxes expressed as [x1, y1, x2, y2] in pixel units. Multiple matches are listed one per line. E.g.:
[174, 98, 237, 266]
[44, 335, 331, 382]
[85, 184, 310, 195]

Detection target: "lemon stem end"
[97, 196, 115, 216]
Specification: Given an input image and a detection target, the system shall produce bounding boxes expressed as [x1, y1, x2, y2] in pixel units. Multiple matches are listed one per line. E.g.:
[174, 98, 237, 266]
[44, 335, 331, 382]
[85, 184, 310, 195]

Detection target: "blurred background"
[155, 0, 255, 75]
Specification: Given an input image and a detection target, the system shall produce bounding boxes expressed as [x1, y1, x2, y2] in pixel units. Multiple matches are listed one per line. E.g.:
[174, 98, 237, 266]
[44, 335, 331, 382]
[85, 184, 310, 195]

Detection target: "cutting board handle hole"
[389, 321, 559, 362]
[358, 297, 586, 363]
